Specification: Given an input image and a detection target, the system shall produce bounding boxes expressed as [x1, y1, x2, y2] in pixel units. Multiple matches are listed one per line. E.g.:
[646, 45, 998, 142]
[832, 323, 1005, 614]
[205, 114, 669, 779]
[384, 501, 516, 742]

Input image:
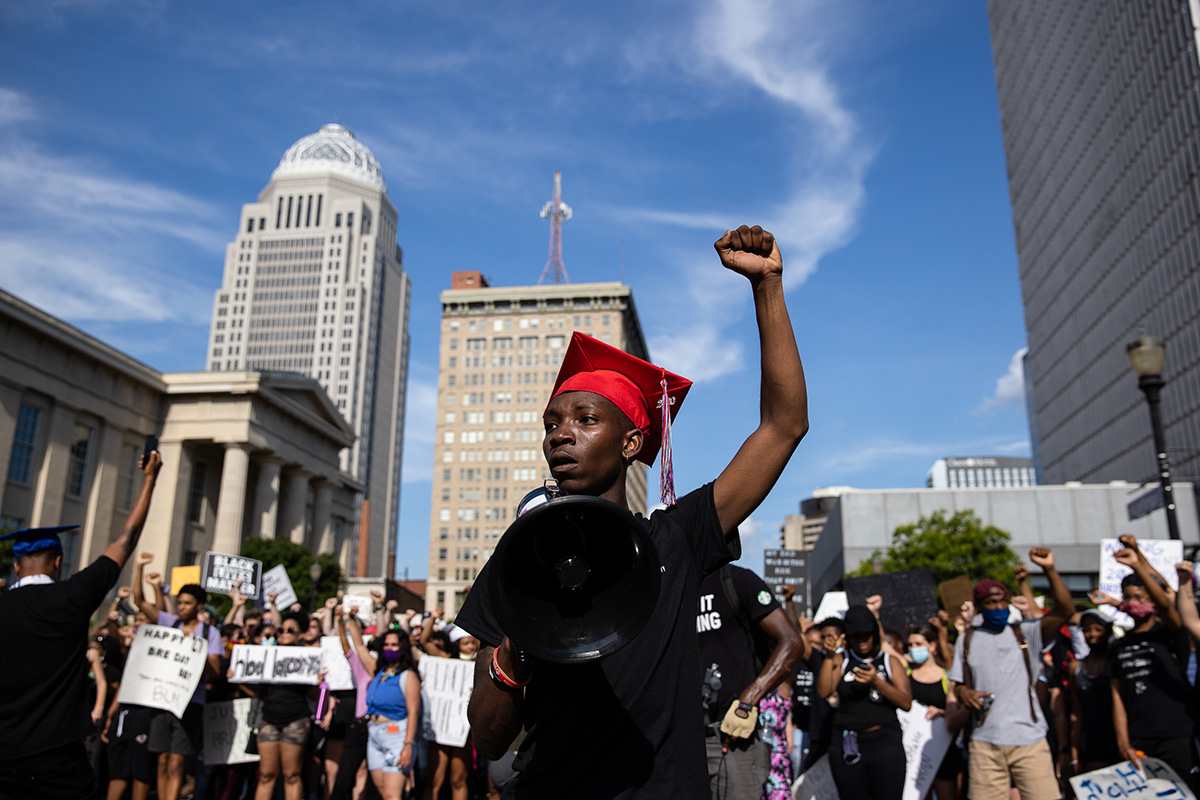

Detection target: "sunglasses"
[280, 626, 301, 634]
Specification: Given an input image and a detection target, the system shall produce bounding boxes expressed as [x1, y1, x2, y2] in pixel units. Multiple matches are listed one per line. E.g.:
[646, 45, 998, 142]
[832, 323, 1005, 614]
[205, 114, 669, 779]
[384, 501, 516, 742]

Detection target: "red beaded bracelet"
[489, 646, 532, 690]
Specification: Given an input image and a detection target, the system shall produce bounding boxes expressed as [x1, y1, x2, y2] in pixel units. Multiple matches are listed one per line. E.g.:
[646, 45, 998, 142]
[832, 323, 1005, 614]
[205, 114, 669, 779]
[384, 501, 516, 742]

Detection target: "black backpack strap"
[720, 567, 763, 674]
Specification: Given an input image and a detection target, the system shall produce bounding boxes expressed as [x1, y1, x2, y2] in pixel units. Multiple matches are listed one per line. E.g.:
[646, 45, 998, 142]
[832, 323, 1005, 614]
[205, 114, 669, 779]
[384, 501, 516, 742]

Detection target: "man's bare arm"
[468, 642, 527, 760]
[711, 226, 808, 537]
[102, 452, 162, 570]
[736, 608, 804, 709]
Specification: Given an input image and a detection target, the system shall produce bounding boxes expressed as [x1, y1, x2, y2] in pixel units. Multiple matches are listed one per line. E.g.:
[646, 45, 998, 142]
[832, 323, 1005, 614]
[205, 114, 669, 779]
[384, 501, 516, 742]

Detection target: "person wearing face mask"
[1067, 610, 1119, 776]
[355, 628, 420, 800]
[948, 547, 1075, 800]
[1107, 536, 1199, 792]
[906, 625, 968, 800]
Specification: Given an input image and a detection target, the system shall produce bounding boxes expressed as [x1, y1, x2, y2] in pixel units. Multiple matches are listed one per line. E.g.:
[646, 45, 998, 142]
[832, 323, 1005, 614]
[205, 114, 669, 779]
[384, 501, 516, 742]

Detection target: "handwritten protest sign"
[343, 595, 373, 623]
[897, 701, 954, 800]
[1099, 538, 1183, 598]
[791, 754, 839, 800]
[419, 656, 473, 748]
[321, 636, 356, 691]
[1070, 757, 1196, 800]
[203, 699, 260, 765]
[117, 624, 208, 718]
[261, 564, 298, 609]
[937, 575, 973, 624]
[202, 552, 263, 600]
[229, 645, 323, 684]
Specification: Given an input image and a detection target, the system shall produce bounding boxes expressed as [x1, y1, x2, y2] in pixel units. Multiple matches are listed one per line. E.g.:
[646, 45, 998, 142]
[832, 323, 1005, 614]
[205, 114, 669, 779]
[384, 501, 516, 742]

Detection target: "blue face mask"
[981, 608, 1010, 629]
[908, 646, 930, 664]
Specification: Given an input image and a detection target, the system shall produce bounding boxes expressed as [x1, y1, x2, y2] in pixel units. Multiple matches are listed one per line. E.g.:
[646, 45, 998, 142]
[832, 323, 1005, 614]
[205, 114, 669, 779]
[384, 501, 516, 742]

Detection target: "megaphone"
[489, 487, 662, 664]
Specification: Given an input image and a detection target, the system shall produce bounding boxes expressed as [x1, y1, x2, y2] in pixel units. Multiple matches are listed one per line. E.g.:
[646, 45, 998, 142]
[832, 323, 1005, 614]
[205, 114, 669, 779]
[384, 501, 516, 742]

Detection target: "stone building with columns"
[0, 289, 362, 584]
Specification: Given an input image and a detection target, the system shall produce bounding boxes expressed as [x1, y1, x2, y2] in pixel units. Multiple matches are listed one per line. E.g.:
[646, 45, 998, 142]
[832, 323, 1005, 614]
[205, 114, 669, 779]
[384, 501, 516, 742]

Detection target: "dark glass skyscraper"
[988, 1, 1200, 487]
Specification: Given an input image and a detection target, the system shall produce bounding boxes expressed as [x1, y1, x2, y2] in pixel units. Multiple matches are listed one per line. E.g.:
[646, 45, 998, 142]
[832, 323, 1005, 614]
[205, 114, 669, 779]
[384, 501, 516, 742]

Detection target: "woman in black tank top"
[906, 625, 968, 800]
[817, 605, 912, 800]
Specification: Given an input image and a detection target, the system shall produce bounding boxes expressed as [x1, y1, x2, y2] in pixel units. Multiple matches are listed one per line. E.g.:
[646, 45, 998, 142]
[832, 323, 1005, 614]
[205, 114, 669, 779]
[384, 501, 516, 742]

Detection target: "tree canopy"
[237, 537, 343, 615]
[848, 509, 1022, 589]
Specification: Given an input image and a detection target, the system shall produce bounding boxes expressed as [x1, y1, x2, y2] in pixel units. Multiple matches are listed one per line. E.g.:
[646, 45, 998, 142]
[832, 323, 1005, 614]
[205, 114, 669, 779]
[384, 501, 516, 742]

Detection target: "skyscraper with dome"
[206, 123, 411, 578]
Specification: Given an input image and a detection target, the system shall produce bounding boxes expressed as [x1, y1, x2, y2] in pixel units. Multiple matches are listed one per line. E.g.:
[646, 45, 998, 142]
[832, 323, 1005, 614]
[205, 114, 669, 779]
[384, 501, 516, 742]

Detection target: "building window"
[116, 443, 139, 510]
[188, 461, 208, 524]
[7, 404, 40, 483]
[66, 424, 93, 497]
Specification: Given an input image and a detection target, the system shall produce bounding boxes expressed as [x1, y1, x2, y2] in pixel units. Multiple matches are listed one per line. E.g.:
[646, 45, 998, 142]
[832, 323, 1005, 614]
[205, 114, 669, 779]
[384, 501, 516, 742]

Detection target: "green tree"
[235, 538, 344, 616]
[848, 509, 1022, 589]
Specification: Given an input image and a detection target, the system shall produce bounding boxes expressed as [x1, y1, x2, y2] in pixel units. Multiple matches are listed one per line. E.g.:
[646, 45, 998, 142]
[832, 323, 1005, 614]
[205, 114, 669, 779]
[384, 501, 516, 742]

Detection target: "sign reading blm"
[202, 552, 263, 600]
[117, 624, 208, 718]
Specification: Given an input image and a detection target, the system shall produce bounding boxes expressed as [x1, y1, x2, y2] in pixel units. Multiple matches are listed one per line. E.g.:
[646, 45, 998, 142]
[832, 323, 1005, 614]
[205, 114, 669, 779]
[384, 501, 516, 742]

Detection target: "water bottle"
[385, 750, 400, 768]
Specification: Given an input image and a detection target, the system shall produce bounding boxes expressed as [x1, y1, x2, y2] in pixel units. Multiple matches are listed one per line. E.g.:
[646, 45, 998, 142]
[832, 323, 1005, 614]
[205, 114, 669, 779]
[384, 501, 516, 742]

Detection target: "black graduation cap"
[0, 525, 77, 557]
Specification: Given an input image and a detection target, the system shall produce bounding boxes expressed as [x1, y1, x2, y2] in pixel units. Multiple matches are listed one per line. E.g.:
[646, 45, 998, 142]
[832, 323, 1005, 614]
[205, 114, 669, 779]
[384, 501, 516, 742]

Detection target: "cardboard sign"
[845, 568, 938, 632]
[812, 591, 848, 622]
[343, 595, 373, 623]
[202, 552, 262, 600]
[169, 565, 201, 596]
[229, 644, 323, 684]
[937, 575, 973, 623]
[896, 701, 955, 800]
[203, 699, 260, 765]
[261, 564, 299, 610]
[321, 636, 356, 691]
[418, 656, 473, 748]
[764, 549, 808, 609]
[1070, 757, 1196, 800]
[116, 624, 208, 718]
[1099, 538, 1183, 599]
[791, 754, 839, 800]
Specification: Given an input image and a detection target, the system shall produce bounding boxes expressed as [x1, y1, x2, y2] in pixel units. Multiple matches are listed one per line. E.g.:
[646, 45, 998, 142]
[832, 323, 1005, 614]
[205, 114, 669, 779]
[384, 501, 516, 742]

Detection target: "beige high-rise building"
[206, 124, 411, 578]
[426, 273, 648, 612]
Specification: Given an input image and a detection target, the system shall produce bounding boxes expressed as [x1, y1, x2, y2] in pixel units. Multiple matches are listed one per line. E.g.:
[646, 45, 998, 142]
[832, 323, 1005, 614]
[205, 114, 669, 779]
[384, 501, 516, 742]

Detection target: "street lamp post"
[309, 561, 323, 612]
[1126, 332, 1181, 541]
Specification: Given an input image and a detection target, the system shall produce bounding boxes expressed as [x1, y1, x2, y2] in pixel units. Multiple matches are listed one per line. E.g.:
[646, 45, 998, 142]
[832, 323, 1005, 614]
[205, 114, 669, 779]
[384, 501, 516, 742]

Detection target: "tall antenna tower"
[538, 171, 572, 284]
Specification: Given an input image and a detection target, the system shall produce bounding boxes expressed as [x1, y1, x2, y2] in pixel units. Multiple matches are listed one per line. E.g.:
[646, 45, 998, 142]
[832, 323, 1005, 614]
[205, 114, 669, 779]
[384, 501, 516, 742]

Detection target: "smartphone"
[143, 433, 159, 465]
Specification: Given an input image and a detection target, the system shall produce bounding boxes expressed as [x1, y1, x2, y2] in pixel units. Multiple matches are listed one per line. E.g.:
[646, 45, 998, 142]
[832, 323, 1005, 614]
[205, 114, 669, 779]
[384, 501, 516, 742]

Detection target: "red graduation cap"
[548, 332, 692, 504]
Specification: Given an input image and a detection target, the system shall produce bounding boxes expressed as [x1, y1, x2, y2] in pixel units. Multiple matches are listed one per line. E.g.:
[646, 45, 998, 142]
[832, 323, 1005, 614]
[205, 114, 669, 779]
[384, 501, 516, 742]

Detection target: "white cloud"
[0, 88, 35, 128]
[821, 434, 1033, 476]
[976, 347, 1028, 413]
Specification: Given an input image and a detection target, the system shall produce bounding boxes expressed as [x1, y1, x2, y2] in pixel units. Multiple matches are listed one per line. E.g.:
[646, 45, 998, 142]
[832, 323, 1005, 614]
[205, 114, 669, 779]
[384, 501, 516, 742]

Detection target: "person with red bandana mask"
[455, 225, 809, 798]
[1108, 534, 1200, 792]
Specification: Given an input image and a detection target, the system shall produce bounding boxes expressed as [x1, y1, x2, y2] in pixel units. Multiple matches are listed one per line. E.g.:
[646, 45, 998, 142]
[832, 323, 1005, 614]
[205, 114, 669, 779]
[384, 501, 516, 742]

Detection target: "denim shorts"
[258, 717, 311, 747]
[366, 720, 412, 774]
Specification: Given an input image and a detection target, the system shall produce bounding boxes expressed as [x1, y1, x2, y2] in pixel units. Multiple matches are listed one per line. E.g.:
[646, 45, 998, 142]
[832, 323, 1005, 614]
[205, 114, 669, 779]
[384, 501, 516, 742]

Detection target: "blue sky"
[0, 0, 1032, 583]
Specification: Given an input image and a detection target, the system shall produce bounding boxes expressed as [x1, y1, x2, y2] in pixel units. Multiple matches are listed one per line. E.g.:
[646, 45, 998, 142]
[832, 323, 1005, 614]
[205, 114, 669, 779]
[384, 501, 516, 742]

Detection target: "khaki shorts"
[968, 739, 1060, 800]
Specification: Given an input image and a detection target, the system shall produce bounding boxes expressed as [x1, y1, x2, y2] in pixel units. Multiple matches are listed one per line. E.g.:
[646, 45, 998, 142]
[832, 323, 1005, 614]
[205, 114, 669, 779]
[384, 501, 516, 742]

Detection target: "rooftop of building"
[271, 124, 385, 190]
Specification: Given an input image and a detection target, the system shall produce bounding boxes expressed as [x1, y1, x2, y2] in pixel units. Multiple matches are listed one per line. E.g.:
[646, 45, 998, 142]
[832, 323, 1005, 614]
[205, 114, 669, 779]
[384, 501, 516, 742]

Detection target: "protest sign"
[813, 591, 848, 621]
[1099, 538, 1183, 598]
[229, 645, 323, 684]
[261, 564, 298, 609]
[896, 701, 954, 800]
[419, 656, 473, 748]
[343, 595, 373, 623]
[203, 699, 260, 765]
[321, 636, 356, 691]
[1070, 757, 1195, 800]
[764, 549, 808, 608]
[117, 624, 208, 718]
[202, 552, 262, 600]
[169, 565, 201, 596]
[791, 754, 839, 800]
[937, 575, 973, 623]
[845, 568, 939, 632]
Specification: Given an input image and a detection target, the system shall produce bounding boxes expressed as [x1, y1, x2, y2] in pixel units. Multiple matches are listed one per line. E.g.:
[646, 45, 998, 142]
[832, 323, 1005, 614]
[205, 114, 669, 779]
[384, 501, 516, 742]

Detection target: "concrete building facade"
[424, 274, 648, 612]
[988, 2, 1200, 487]
[206, 123, 410, 578]
[808, 482, 1200, 604]
[0, 290, 361, 585]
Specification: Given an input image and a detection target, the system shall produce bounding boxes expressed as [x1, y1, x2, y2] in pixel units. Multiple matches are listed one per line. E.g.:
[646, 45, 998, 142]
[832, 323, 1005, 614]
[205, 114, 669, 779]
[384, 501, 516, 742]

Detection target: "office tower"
[988, 2, 1200, 487]
[425, 272, 648, 612]
[206, 124, 411, 576]
[925, 456, 1036, 489]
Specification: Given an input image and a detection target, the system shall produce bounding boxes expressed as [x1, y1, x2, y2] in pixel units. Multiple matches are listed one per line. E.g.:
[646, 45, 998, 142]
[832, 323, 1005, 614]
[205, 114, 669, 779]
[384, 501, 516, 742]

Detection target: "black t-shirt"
[696, 565, 781, 724]
[455, 482, 738, 799]
[833, 651, 901, 732]
[0, 555, 121, 760]
[789, 650, 821, 730]
[1108, 621, 1196, 738]
[261, 683, 313, 727]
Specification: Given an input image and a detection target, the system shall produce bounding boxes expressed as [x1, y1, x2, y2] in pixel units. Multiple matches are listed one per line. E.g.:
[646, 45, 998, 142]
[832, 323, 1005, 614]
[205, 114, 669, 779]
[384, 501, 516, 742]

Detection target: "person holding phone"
[815, 605, 911, 800]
